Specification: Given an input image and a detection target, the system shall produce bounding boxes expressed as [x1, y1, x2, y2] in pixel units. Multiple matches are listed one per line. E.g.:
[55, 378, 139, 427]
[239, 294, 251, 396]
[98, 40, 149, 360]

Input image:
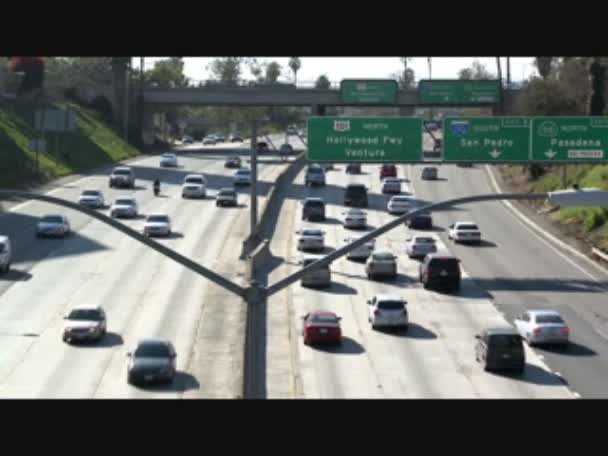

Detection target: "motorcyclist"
[153, 178, 160, 195]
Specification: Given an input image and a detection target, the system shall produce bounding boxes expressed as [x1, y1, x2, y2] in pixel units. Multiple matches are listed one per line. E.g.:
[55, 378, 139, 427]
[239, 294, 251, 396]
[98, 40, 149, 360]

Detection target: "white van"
[0, 235, 12, 273]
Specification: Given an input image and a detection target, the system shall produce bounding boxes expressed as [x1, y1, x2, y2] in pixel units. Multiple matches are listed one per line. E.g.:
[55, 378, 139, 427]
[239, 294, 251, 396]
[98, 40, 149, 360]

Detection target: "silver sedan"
[406, 236, 437, 259]
[514, 310, 570, 347]
[342, 209, 367, 229]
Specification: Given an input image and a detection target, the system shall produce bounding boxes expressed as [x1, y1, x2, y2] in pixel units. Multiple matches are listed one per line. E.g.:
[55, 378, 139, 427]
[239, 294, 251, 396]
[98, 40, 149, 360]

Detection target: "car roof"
[136, 337, 171, 346]
[484, 327, 520, 336]
[426, 253, 458, 260]
[346, 183, 366, 188]
[42, 213, 65, 218]
[82, 189, 101, 192]
[527, 309, 562, 317]
[304, 197, 324, 202]
[113, 166, 131, 171]
[147, 213, 169, 218]
[115, 195, 136, 201]
[70, 304, 103, 311]
[185, 174, 204, 178]
[374, 293, 403, 301]
[308, 310, 338, 317]
[455, 221, 477, 225]
[219, 187, 235, 192]
[302, 228, 323, 234]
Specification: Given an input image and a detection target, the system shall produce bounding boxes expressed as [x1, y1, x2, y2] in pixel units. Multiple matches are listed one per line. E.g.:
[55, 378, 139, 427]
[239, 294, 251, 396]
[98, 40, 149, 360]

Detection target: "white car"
[514, 310, 570, 347]
[234, 168, 252, 186]
[36, 214, 71, 238]
[300, 256, 331, 287]
[160, 153, 178, 167]
[344, 236, 375, 261]
[381, 178, 402, 194]
[216, 188, 238, 207]
[297, 228, 325, 252]
[342, 208, 367, 229]
[182, 174, 207, 198]
[365, 251, 397, 279]
[202, 136, 216, 145]
[63, 305, 107, 343]
[387, 195, 417, 215]
[367, 294, 408, 330]
[143, 213, 172, 237]
[78, 189, 105, 208]
[110, 196, 139, 218]
[0, 235, 13, 273]
[406, 235, 437, 259]
[448, 221, 482, 244]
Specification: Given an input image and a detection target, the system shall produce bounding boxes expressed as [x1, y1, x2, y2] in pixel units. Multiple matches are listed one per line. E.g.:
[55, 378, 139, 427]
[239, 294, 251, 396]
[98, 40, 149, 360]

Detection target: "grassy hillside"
[0, 98, 141, 189]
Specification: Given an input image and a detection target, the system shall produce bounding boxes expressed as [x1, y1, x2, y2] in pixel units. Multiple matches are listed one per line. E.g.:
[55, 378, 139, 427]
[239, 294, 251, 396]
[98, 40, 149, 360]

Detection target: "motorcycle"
[153, 182, 160, 196]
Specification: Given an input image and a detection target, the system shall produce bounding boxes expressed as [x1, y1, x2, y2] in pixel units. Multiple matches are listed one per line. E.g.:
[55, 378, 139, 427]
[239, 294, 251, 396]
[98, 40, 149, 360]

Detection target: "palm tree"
[535, 57, 553, 80]
[588, 57, 606, 115]
[288, 57, 301, 86]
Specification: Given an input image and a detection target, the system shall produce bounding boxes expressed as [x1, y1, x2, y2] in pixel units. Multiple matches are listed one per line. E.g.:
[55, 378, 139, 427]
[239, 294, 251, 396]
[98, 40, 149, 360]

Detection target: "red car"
[302, 311, 342, 346]
[380, 164, 397, 180]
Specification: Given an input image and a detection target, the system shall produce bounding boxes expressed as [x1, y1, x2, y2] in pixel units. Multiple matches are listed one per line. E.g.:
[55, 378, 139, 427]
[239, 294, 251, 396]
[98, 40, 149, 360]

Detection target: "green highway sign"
[418, 80, 501, 105]
[443, 117, 531, 162]
[307, 117, 422, 162]
[340, 79, 398, 104]
[531, 117, 608, 161]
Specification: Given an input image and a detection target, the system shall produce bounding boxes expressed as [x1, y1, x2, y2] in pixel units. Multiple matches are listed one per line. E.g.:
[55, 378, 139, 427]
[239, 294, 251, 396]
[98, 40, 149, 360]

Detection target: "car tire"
[422, 281, 429, 289]
[483, 362, 490, 372]
[402, 325, 409, 333]
[62, 334, 68, 343]
[515, 366, 525, 375]
[367, 273, 372, 280]
[371, 324, 378, 331]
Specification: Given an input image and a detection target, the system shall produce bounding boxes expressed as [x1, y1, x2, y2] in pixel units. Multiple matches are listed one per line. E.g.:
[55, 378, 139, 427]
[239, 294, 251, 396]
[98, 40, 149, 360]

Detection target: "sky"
[136, 57, 537, 85]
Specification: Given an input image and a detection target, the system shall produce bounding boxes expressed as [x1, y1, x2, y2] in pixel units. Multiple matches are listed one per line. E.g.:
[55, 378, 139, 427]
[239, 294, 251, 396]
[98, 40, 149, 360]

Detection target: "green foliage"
[145, 58, 188, 88]
[534, 57, 554, 79]
[458, 60, 495, 80]
[315, 74, 331, 89]
[518, 78, 580, 115]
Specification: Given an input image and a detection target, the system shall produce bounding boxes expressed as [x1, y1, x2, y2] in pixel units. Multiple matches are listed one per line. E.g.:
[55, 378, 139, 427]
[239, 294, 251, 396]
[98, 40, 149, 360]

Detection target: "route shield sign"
[307, 117, 422, 162]
[443, 117, 531, 162]
[531, 117, 608, 162]
[340, 80, 398, 104]
[418, 80, 501, 105]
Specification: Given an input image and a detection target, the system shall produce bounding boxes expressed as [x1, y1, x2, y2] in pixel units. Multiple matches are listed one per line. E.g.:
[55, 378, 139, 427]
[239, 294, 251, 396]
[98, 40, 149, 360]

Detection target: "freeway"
[264, 157, 574, 398]
[0, 137, 294, 398]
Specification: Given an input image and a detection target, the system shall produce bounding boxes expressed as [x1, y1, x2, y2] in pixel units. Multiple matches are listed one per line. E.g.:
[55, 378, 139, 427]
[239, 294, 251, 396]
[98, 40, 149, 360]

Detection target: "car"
[381, 177, 402, 194]
[344, 183, 368, 207]
[421, 167, 438, 180]
[302, 311, 342, 346]
[387, 195, 417, 215]
[380, 164, 397, 180]
[457, 162, 473, 168]
[143, 213, 172, 237]
[322, 163, 334, 171]
[215, 134, 226, 143]
[256, 141, 269, 153]
[301, 197, 326, 221]
[419, 253, 461, 291]
[345, 163, 361, 174]
[225, 154, 242, 168]
[342, 208, 367, 229]
[297, 228, 325, 252]
[367, 294, 408, 330]
[110, 196, 138, 218]
[127, 337, 177, 385]
[202, 136, 216, 145]
[448, 221, 482, 244]
[36, 214, 71, 237]
[230, 134, 243, 143]
[406, 235, 437, 259]
[279, 143, 294, 157]
[300, 256, 331, 287]
[287, 126, 299, 136]
[181, 135, 193, 144]
[406, 212, 433, 230]
[366, 251, 397, 280]
[62, 305, 107, 343]
[475, 328, 525, 374]
[0, 235, 12, 273]
[234, 168, 252, 186]
[344, 236, 375, 261]
[305, 164, 326, 187]
[216, 188, 238, 207]
[160, 152, 178, 167]
[109, 166, 135, 188]
[514, 310, 570, 347]
[182, 174, 207, 198]
[78, 189, 105, 208]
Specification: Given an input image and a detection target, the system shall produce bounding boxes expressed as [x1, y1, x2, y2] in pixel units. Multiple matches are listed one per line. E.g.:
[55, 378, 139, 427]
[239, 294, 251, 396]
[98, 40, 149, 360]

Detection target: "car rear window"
[489, 334, 522, 347]
[393, 196, 413, 202]
[134, 343, 170, 358]
[414, 237, 435, 244]
[302, 229, 323, 236]
[219, 190, 236, 196]
[42, 215, 64, 223]
[113, 170, 132, 176]
[305, 200, 324, 208]
[147, 215, 169, 223]
[185, 177, 204, 184]
[82, 191, 100, 197]
[458, 224, 479, 230]
[429, 258, 459, 272]
[68, 309, 102, 321]
[237, 170, 251, 175]
[309, 314, 338, 324]
[162, 154, 175, 158]
[115, 199, 134, 206]
[307, 167, 323, 174]
[536, 315, 565, 324]
[346, 186, 366, 195]
[378, 300, 404, 310]
[373, 253, 394, 261]
[303, 258, 328, 268]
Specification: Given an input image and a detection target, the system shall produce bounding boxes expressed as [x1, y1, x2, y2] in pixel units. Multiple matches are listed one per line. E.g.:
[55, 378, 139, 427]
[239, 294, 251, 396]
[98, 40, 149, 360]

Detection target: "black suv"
[346, 163, 361, 174]
[419, 253, 461, 291]
[407, 213, 433, 230]
[344, 184, 368, 207]
[475, 328, 525, 373]
[302, 198, 326, 221]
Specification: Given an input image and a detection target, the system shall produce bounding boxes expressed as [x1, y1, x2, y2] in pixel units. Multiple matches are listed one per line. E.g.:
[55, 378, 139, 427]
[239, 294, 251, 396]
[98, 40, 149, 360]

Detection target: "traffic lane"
[408, 163, 608, 397]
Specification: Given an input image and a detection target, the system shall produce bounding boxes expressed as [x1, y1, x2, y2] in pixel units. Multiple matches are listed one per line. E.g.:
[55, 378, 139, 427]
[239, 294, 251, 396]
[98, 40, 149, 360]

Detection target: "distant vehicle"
[457, 162, 473, 168]
[406, 212, 433, 230]
[421, 167, 438, 180]
[256, 141, 269, 153]
[216, 188, 238, 207]
[202, 136, 216, 145]
[160, 153, 178, 167]
[230, 133, 243, 143]
[345, 163, 361, 174]
[344, 236, 375, 261]
[305, 164, 326, 187]
[182, 174, 207, 199]
[322, 163, 334, 171]
[127, 337, 177, 385]
[366, 251, 397, 280]
[381, 177, 402, 194]
[110, 196, 139, 219]
[302, 311, 342, 346]
[297, 228, 326, 252]
[225, 155, 242, 168]
[475, 328, 525, 374]
[279, 143, 294, 157]
[36, 214, 71, 237]
[419, 253, 461, 291]
[387, 195, 417, 215]
[380, 164, 397, 180]
[448, 221, 482, 244]
[234, 168, 252, 186]
[301, 197, 326, 221]
[406, 235, 437, 259]
[367, 294, 408, 330]
[514, 310, 570, 347]
[342, 208, 367, 229]
[344, 183, 368, 207]
[287, 126, 299, 136]
[300, 256, 331, 288]
[78, 189, 105, 209]
[181, 135, 193, 144]
[109, 166, 135, 188]
[215, 134, 226, 143]
[143, 214, 172, 237]
[62, 305, 107, 343]
[0, 235, 12, 273]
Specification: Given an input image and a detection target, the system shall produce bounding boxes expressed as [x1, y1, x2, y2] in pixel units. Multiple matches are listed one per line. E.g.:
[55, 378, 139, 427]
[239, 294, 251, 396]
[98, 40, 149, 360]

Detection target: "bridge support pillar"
[142, 106, 155, 146]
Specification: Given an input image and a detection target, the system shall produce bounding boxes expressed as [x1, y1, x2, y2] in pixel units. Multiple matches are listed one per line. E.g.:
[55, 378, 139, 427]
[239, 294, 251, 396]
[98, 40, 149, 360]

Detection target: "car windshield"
[414, 237, 435, 244]
[373, 253, 394, 261]
[459, 224, 479, 230]
[536, 314, 565, 324]
[134, 342, 170, 358]
[0, 243, 5, 253]
[185, 177, 204, 184]
[68, 309, 102, 321]
[489, 334, 522, 348]
[378, 300, 404, 310]
[113, 169, 131, 176]
[147, 215, 169, 223]
[115, 199, 134, 206]
[82, 191, 100, 197]
[42, 215, 63, 224]
[309, 314, 339, 324]
[162, 154, 175, 159]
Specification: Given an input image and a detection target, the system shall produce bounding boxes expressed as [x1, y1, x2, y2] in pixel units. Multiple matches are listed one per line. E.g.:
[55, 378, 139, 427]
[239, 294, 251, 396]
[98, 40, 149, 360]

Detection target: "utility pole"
[124, 59, 130, 142]
[250, 120, 258, 242]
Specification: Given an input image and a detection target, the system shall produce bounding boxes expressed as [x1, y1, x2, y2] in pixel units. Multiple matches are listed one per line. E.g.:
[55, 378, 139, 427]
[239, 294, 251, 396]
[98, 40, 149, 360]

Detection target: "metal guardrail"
[592, 247, 608, 262]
